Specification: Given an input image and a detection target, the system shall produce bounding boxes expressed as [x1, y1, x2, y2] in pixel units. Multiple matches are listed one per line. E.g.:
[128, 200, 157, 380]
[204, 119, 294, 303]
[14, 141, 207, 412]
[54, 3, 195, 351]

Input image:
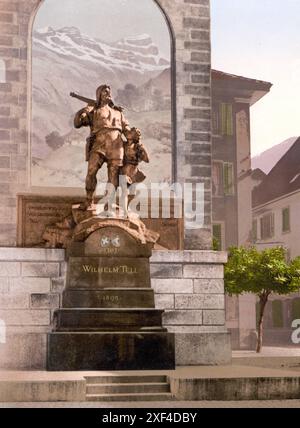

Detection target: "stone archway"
[1, 0, 212, 250]
[29, 0, 176, 189]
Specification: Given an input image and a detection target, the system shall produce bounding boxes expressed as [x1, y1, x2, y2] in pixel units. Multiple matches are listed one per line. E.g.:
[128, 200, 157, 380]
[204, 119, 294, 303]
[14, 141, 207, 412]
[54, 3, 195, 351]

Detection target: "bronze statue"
[71, 85, 145, 210]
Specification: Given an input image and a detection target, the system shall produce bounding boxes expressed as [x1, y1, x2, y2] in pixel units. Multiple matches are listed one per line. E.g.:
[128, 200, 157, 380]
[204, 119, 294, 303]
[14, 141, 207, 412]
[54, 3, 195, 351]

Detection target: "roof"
[252, 168, 267, 182]
[212, 69, 272, 106]
[253, 137, 300, 207]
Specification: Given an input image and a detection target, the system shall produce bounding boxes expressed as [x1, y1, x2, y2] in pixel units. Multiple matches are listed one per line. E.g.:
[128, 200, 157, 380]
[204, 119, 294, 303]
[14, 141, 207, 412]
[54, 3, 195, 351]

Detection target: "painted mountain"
[31, 26, 172, 187]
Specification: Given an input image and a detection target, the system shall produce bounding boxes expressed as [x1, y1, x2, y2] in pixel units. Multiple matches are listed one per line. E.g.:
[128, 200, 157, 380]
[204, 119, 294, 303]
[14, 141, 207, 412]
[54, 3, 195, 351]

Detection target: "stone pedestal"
[47, 217, 175, 370]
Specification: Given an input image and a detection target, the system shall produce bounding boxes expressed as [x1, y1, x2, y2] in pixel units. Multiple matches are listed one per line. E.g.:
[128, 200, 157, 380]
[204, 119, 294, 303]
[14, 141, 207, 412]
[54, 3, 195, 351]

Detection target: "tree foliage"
[224, 246, 300, 352]
[225, 246, 300, 297]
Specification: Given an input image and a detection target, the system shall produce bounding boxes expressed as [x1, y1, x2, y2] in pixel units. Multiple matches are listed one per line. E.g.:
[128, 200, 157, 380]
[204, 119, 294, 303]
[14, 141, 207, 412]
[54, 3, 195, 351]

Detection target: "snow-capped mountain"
[33, 26, 168, 76]
[31, 26, 170, 159]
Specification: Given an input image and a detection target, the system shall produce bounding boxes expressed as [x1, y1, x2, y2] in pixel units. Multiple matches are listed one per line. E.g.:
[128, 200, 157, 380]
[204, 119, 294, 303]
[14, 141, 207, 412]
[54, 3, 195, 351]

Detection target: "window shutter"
[226, 103, 233, 136]
[252, 219, 258, 242]
[270, 213, 275, 237]
[224, 163, 234, 195]
[282, 208, 290, 232]
[212, 106, 219, 134]
[220, 103, 227, 135]
[220, 103, 233, 136]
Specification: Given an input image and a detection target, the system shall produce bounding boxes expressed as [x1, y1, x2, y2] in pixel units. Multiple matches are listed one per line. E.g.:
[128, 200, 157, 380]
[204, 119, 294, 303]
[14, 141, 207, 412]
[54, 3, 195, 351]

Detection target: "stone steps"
[86, 382, 170, 394]
[85, 374, 173, 401]
[85, 375, 167, 384]
[86, 392, 174, 402]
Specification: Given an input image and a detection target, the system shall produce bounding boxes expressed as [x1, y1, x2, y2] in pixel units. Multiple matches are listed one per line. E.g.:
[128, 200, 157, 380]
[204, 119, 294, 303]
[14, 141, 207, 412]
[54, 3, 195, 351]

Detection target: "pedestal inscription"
[67, 257, 150, 288]
[47, 222, 175, 370]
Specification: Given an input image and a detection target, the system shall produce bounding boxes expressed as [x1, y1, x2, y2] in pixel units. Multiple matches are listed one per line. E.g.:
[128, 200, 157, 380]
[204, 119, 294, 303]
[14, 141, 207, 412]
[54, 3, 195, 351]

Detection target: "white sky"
[211, 0, 300, 156]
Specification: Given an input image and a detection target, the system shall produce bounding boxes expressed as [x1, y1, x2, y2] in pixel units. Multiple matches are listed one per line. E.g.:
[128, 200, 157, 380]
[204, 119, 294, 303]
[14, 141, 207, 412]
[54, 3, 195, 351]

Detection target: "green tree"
[225, 246, 300, 353]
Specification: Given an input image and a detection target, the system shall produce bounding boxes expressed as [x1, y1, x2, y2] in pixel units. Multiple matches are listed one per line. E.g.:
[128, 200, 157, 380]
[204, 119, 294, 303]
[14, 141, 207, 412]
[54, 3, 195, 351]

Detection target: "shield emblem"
[100, 237, 110, 247]
[111, 236, 121, 247]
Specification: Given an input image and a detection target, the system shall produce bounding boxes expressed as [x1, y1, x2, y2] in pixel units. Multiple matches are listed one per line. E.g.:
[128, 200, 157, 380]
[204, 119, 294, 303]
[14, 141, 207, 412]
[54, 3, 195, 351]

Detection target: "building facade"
[211, 70, 272, 349]
[252, 138, 300, 345]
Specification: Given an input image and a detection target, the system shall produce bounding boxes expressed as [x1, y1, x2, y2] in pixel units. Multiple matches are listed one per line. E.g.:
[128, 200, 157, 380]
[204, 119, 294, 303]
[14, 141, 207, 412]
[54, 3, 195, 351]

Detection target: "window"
[212, 103, 233, 136]
[220, 103, 233, 136]
[272, 300, 284, 328]
[213, 223, 223, 250]
[212, 104, 220, 135]
[282, 207, 290, 233]
[292, 298, 300, 320]
[223, 162, 234, 195]
[252, 219, 258, 242]
[212, 162, 223, 196]
[260, 213, 275, 239]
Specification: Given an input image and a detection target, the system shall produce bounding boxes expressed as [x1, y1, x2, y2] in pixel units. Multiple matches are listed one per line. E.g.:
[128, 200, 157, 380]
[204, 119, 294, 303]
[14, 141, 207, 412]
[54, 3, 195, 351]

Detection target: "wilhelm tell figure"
[72, 85, 143, 209]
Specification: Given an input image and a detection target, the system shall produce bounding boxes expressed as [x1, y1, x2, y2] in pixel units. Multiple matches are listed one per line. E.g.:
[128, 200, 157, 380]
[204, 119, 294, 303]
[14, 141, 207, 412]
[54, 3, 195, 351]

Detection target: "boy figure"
[121, 127, 149, 185]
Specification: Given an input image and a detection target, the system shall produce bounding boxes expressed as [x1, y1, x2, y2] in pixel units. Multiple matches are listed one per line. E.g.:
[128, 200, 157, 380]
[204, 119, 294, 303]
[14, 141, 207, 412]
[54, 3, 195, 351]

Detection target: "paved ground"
[232, 346, 300, 372]
[1, 400, 300, 408]
[1, 347, 300, 407]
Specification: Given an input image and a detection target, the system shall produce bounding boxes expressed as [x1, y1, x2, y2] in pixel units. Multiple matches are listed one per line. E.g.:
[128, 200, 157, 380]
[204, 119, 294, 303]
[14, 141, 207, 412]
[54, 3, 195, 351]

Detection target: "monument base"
[47, 332, 175, 371]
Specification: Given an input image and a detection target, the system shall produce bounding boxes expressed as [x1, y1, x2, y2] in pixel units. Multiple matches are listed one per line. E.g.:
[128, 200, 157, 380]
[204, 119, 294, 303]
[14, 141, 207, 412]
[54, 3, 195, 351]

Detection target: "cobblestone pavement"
[1, 400, 300, 408]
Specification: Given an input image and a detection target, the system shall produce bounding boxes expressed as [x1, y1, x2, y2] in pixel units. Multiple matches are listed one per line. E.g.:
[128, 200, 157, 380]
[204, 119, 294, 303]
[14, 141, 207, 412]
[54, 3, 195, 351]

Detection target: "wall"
[253, 190, 300, 259]
[0, 0, 213, 250]
[0, 248, 65, 369]
[0, 248, 231, 368]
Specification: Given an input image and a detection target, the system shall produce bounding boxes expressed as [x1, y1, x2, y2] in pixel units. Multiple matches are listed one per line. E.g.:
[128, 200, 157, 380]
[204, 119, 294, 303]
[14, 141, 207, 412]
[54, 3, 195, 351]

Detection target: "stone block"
[0, 380, 86, 402]
[175, 294, 225, 309]
[154, 294, 174, 309]
[152, 278, 193, 294]
[163, 310, 203, 325]
[183, 264, 224, 279]
[9, 277, 51, 293]
[63, 289, 155, 309]
[0, 248, 65, 261]
[51, 277, 65, 293]
[0, 130, 9, 140]
[174, 332, 232, 365]
[0, 156, 10, 169]
[0, 12, 13, 23]
[30, 294, 60, 309]
[0, 277, 9, 293]
[167, 325, 227, 334]
[151, 250, 227, 264]
[193, 279, 224, 294]
[47, 332, 175, 370]
[21, 262, 60, 278]
[150, 263, 182, 278]
[183, 17, 210, 30]
[0, 333, 47, 369]
[0, 310, 50, 326]
[0, 293, 29, 309]
[53, 308, 164, 331]
[0, 261, 20, 277]
[203, 310, 225, 325]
